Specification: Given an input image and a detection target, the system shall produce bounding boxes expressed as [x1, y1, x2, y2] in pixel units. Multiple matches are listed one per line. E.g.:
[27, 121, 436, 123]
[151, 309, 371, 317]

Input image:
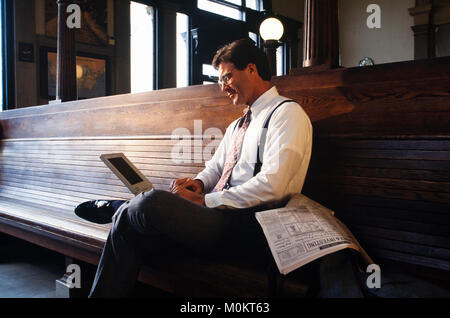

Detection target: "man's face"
[217, 62, 253, 106]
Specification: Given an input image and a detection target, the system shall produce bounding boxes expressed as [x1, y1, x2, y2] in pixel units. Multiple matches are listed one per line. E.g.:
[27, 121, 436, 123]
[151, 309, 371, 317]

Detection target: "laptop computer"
[100, 153, 153, 195]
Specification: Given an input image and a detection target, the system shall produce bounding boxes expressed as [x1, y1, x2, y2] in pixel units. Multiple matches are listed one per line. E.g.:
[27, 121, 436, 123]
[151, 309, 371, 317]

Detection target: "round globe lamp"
[259, 17, 284, 42]
[259, 17, 284, 77]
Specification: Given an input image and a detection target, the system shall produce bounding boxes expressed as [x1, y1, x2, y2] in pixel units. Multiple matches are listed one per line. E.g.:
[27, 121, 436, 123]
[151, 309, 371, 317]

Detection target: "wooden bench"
[0, 84, 314, 297]
[1, 56, 449, 297]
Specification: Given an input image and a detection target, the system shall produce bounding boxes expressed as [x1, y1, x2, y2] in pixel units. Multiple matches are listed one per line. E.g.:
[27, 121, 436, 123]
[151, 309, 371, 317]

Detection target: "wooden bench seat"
[1, 57, 449, 297]
[0, 134, 310, 297]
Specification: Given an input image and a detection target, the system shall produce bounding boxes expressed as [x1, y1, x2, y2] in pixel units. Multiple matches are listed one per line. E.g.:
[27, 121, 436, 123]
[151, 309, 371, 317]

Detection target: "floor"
[0, 234, 64, 298]
[2, 234, 449, 299]
[0, 234, 172, 298]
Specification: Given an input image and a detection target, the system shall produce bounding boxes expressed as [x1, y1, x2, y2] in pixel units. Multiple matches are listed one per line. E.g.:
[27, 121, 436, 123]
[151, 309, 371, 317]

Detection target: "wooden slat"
[338, 212, 450, 237]
[0, 175, 132, 198]
[320, 139, 450, 150]
[329, 157, 450, 171]
[1, 152, 206, 165]
[2, 137, 221, 145]
[2, 144, 217, 157]
[338, 205, 450, 225]
[0, 159, 203, 175]
[0, 197, 106, 230]
[0, 172, 168, 196]
[330, 184, 450, 204]
[356, 233, 450, 261]
[350, 224, 450, 249]
[0, 156, 204, 174]
[0, 161, 198, 180]
[1, 145, 207, 153]
[0, 190, 80, 211]
[1, 166, 125, 185]
[0, 184, 104, 207]
[2, 137, 221, 147]
[0, 161, 123, 179]
[327, 175, 450, 193]
[331, 149, 450, 161]
[1, 150, 202, 162]
[0, 166, 174, 186]
[367, 247, 450, 271]
[0, 155, 205, 169]
[0, 179, 133, 202]
[0, 197, 109, 241]
[312, 143, 450, 161]
[329, 194, 449, 214]
[327, 166, 449, 182]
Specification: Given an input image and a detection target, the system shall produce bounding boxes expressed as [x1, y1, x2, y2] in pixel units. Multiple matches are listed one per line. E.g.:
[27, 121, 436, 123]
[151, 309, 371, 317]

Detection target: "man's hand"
[169, 178, 205, 206]
[171, 184, 206, 206]
[169, 178, 204, 194]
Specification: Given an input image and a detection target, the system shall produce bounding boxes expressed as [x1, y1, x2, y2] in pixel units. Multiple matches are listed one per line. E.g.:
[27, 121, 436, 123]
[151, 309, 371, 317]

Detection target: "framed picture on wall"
[40, 47, 110, 100]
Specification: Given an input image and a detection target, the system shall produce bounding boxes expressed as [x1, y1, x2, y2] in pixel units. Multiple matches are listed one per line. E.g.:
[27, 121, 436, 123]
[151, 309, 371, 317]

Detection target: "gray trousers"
[88, 189, 277, 298]
[88, 189, 369, 298]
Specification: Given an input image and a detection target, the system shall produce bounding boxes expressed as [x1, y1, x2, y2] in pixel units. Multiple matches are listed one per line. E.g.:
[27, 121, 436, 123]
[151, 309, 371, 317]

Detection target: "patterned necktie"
[213, 109, 252, 192]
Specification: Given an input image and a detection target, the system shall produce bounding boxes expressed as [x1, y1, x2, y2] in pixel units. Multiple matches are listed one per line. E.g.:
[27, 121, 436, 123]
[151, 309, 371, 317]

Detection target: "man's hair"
[212, 38, 271, 81]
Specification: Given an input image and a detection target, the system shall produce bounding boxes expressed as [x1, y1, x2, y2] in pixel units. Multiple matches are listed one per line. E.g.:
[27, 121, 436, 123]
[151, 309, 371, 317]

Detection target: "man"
[82, 38, 312, 297]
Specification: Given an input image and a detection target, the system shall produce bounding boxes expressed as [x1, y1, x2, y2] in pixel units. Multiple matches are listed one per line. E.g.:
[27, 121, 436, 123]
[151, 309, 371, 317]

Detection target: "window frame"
[208, 0, 263, 12]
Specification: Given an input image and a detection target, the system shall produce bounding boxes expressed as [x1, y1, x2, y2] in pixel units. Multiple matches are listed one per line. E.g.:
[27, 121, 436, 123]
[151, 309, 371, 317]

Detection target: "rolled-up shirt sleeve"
[204, 103, 312, 209]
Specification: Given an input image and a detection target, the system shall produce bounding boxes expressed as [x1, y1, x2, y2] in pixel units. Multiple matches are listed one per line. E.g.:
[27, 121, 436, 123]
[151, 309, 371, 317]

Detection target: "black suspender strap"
[253, 99, 296, 176]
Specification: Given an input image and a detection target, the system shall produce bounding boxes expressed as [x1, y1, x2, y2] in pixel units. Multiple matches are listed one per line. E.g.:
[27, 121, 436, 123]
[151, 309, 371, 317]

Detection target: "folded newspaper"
[255, 194, 373, 275]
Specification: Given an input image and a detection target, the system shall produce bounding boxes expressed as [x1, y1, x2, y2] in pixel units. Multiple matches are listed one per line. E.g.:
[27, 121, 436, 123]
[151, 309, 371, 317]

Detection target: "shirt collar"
[249, 86, 279, 119]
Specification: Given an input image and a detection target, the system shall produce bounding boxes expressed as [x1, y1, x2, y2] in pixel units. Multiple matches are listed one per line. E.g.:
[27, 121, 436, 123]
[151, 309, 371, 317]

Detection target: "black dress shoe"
[74, 200, 126, 224]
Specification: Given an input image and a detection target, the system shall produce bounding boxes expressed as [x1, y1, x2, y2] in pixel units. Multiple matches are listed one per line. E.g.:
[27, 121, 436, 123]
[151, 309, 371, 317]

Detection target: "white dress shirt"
[195, 86, 313, 209]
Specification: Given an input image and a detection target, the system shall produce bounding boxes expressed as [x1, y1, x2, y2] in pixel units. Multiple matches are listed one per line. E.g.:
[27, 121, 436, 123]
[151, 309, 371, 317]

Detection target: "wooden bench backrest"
[0, 84, 244, 210]
[288, 57, 450, 274]
[1, 57, 449, 275]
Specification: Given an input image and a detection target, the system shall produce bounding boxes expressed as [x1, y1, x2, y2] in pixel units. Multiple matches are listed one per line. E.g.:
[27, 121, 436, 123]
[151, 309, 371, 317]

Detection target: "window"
[176, 13, 189, 88]
[276, 45, 284, 76]
[198, 0, 242, 21]
[245, 0, 263, 11]
[248, 31, 258, 44]
[130, 2, 155, 93]
[192, 0, 268, 85]
[202, 64, 219, 84]
[197, 0, 263, 21]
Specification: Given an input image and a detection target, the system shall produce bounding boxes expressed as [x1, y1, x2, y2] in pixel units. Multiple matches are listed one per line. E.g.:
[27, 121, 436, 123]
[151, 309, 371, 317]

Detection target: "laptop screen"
[107, 157, 143, 185]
